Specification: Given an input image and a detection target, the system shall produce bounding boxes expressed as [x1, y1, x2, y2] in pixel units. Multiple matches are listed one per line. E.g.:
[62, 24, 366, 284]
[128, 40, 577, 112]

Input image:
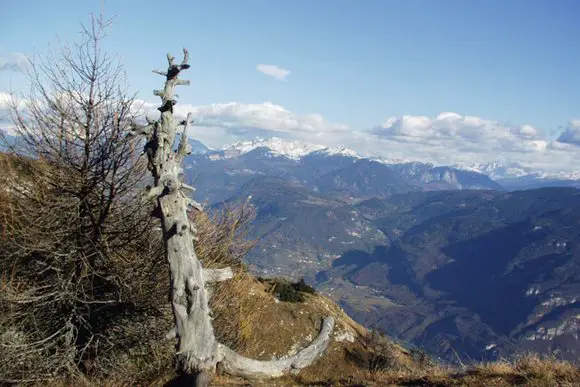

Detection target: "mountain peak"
[212, 137, 579, 184]
[219, 137, 361, 160]
[456, 161, 534, 179]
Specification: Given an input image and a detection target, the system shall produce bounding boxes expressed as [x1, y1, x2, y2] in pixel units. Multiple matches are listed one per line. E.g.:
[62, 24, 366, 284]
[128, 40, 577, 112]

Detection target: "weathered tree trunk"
[217, 316, 335, 378]
[133, 50, 334, 385]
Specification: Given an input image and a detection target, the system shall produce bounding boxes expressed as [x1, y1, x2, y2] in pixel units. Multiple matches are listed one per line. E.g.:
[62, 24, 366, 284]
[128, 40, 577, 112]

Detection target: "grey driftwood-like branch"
[133, 49, 334, 385]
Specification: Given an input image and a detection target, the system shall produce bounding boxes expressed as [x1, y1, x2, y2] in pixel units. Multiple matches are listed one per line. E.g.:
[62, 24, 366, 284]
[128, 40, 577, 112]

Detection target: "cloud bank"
[0, 92, 16, 135]
[256, 64, 290, 81]
[557, 121, 580, 146]
[364, 112, 579, 172]
[0, 53, 29, 73]
[371, 112, 547, 153]
[132, 98, 579, 175]
[3, 89, 578, 176]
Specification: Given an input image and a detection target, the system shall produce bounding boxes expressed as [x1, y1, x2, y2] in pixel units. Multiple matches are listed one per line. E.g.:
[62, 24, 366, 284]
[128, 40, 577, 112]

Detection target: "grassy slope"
[133, 275, 580, 386]
[213, 278, 580, 387]
[1, 152, 577, 386]
[20, 268, 580, 387]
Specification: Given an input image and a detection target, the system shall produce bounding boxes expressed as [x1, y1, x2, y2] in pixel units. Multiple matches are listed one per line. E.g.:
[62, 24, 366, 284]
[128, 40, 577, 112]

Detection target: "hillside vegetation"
[0, 152, 579, 386]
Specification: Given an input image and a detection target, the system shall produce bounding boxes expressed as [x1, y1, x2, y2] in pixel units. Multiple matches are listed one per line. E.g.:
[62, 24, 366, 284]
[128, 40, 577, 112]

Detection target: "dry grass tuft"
[465, 353, 580, 386]
[191, 200, 266, 352]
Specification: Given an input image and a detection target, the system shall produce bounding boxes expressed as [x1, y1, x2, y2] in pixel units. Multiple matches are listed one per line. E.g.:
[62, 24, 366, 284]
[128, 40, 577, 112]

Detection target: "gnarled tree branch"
[138, 49, 333, 385]
[217, 316, 335, 379]
[203, 268, 233, 283]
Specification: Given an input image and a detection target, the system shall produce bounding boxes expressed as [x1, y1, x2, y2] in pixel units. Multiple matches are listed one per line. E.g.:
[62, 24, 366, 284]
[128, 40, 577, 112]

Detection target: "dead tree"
[132, 49, 334, 383]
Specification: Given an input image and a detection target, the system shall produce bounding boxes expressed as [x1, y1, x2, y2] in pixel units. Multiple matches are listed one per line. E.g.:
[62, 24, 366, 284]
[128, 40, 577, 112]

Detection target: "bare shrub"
[346, 330, 419, 375]
[0, 16, 165, 383]
[0, 145, 261, 383]
[192, 200, 261, 351]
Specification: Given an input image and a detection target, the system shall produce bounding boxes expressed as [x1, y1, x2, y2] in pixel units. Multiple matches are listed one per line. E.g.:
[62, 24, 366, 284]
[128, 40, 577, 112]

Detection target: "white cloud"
[256, 64, 290, 81]
[520, 124, 538, 138]
[133, 99, 349, 149]
[0, 91, 11, 109]
[366, 112, 578, 174]
[5, 90, 579, 176]
[160, 102, 577, 174]
[133, 102, 580, 174]
[557, 120, 580, 146]
[138, 100, 348, 135]
[372, 112, 544, 150]
[0, 92, 16, 135]
[0, 52, 29, 73]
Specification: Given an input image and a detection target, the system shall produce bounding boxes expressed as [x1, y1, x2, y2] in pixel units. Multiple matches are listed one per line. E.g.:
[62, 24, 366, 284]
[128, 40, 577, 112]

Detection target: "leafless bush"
[0, 150, 260, 383]
[345, 330, 408, 375]
[192, 200, 261, 351]
[0, 15, 165, 383]
[193, 199, 256, 270]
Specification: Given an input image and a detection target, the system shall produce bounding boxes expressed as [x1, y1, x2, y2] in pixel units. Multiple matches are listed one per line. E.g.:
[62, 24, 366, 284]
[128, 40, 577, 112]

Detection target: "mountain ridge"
[207, 136, 580, 187]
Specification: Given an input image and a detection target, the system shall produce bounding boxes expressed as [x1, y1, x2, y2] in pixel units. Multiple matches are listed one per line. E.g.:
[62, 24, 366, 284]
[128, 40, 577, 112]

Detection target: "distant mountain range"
[4, 133, 578, 189]
[0, 131, 16, 150]
[459, 161, 536, 180]
[3, 133, 579, 363]
[458, 161, 580, 190]
[183, 138, 508, 205]
[188, 137, 212, 154]
[184, 137, 580, 197]
[218, 177, 580, 364]
[177, 136, 580, 363]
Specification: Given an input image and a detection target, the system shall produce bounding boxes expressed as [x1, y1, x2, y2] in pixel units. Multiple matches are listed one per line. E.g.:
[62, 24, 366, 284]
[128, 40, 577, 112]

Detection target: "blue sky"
[1, 0, 580, 173]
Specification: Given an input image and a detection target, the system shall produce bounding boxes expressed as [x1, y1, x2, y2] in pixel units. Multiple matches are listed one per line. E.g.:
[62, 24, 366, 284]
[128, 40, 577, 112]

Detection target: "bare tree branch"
[143, 49, 333, 386]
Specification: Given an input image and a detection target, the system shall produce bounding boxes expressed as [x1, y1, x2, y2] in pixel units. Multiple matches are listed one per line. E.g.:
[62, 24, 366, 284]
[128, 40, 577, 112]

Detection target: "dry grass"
[192, 201, 265, 352]
[295, 354, 580, 387]
[276, 354, 579, 387]
[10, 275, 580, 387]
[0, 153, 257, 385]
[2, 155, 579, 387]
[463, 354, 580, 386]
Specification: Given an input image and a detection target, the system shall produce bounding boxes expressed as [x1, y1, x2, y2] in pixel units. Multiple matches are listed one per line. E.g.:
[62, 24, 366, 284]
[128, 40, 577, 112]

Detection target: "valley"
[185, 137, 580, 364]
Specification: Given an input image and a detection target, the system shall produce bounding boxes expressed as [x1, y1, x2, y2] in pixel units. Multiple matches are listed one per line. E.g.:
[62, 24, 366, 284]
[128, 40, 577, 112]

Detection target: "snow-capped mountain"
[217, 137, 361, 160]
[370, 156, 410, 165]
[188, 138, 212, 154]
[389, 162, 503, 191]
[192, 136, 579, 190]
[458, 162, 535, 180]
[459, 161, 580, 181]
[542, 170, 580, 180]
[310, 145, 361, 158]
